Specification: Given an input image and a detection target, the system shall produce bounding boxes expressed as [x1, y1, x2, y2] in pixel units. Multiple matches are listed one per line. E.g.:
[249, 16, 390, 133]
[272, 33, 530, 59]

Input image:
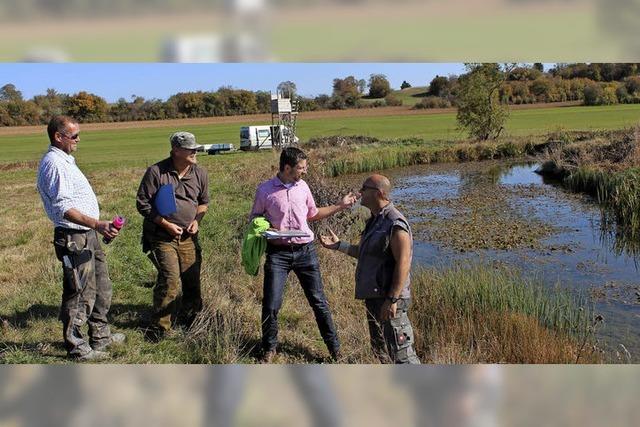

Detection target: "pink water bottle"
[103, 216, 125, 244]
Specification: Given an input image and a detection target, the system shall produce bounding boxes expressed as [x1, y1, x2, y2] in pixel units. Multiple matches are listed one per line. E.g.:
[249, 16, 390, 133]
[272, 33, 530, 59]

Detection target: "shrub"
[625, 76, 640, 95]
[368, 74, 392, 98]
[384, 93, 402, 106]
[583, 83, 604, 105]
[413, 96, 451, 109]
[602, 84, 619, 105]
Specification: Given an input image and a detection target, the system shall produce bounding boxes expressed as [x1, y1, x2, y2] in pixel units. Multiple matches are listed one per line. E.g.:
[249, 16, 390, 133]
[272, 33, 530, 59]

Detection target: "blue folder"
[155, 184, 177, 216]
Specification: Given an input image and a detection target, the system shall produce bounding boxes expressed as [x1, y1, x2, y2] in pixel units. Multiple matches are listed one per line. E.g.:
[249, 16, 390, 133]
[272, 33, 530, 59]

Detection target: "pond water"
[342, 160, 640, 361]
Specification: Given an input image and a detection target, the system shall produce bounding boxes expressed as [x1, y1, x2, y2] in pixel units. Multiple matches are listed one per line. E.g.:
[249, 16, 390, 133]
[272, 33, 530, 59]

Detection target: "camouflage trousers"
[148, 234, 202, 331]
[365, 298, 421, 364]
[53, 228, 113, 357]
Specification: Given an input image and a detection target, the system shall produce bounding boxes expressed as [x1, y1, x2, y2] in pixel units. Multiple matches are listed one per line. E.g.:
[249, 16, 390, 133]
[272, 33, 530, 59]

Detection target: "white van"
[239, 125, 299, 151]
[240, 125, 273, 150]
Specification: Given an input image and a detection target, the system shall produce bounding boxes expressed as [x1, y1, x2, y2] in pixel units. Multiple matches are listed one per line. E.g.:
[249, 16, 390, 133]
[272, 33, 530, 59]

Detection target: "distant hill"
[360, 86, 429, 106]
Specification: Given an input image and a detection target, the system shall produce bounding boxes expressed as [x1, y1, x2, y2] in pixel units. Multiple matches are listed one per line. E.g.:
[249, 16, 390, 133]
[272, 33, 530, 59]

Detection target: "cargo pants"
[53, 228, 113, 357]
[365, 298, 421, 364]
[148, 233, 202, 331]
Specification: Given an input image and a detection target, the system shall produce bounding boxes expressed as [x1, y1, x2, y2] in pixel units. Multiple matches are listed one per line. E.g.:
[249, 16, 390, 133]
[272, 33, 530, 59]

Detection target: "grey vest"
[355, 203, 412, 300]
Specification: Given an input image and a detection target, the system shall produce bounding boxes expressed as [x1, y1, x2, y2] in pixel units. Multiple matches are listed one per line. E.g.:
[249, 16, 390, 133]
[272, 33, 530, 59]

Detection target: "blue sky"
[0, 63, 471, 102]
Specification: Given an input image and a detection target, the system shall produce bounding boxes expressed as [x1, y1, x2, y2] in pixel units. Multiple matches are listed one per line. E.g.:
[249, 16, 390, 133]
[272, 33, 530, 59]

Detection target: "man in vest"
[320, 174, 420, 364]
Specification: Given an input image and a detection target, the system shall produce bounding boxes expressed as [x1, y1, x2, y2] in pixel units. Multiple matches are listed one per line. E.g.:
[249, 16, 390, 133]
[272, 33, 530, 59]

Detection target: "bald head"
[364, 174, 391, 201]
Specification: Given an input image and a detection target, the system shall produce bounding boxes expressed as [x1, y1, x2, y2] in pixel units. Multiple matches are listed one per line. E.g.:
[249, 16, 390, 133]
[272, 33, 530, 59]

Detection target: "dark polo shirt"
[136, 157, 209, 238]
[354, 202, 412, 300]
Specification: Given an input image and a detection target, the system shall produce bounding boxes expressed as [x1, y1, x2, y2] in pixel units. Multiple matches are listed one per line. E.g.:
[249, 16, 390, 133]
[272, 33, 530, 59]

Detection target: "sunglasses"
[60, 132, 80, 140]
[359, 184, 379, 192]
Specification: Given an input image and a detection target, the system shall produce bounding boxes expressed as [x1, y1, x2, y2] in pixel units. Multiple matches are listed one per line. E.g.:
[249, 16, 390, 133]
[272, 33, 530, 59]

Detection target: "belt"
[54, 226, 91, 234]
[267, 241, 311, 251]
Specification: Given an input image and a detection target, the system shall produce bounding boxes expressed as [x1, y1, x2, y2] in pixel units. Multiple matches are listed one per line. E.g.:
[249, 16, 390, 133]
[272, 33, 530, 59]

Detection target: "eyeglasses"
[359, 184, 379, 192]
[60, 132, 80, 140]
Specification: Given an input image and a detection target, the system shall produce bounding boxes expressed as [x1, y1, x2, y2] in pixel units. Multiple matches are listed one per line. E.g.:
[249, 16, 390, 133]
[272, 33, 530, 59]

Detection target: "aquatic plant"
[410, 264, 599, 363]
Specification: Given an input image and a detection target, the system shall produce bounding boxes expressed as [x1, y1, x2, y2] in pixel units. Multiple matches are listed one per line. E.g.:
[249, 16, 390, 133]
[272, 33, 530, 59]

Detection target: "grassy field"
[1, 105, 627, 364]
[1, 103, 639, 167]
[359, 86, 429, 107]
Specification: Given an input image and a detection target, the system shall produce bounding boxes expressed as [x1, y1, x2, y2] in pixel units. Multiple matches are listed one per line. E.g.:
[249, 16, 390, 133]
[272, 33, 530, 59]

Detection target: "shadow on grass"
[0, 341, 69, 363]
[4, 304, 59, 328]
[4, 302, 151, 331]
[271, 341, 329, 364]
[108, 303, 152, 330]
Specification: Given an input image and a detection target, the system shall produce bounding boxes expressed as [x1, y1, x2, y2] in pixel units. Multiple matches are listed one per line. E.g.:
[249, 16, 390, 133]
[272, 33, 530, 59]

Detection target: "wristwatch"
[386, 296, 400, 304]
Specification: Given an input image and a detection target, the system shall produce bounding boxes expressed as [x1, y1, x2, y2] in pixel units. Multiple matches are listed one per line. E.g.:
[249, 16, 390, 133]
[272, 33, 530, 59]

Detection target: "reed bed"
[320, 139, 543, 178]
[410, 264, 600, 363]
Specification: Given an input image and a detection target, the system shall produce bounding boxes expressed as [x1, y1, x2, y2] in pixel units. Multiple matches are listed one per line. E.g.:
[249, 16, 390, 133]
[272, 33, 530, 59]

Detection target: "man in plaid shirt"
[37, 115, 125, 361]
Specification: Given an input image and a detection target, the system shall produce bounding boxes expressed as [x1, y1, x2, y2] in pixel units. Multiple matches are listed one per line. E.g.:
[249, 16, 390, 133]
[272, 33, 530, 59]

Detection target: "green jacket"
[242, 216, 270, 276]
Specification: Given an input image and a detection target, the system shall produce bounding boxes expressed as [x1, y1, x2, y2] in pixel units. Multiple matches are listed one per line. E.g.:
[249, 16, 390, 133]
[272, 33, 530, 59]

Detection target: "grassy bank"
[309, 136, 546, 177]
[411, 265, 598, 363]
[538, 128, 640, 249]
[0, 134, 602, 363]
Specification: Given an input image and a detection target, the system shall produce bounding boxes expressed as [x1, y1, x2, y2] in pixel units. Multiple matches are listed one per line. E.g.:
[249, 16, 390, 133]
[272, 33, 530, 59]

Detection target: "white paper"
[262, 230, 310, 239]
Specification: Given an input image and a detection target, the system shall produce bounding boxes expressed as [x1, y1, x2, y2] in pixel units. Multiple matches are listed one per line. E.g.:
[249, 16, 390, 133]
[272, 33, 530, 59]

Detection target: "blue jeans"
[262, 242, 339, 354]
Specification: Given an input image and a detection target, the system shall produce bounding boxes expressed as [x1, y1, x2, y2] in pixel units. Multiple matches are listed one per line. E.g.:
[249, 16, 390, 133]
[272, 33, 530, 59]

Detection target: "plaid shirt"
[37, 145, 99, 230]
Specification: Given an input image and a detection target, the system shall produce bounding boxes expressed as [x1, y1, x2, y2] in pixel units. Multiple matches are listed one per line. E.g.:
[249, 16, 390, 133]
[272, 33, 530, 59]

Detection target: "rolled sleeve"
[392, 219, 410, 234]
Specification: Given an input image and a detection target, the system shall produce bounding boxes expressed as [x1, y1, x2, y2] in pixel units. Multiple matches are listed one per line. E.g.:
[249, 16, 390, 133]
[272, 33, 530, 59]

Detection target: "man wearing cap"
[136, 131, 209, 340]
[320, 174, 420, 364]
[36, 115, 125, 361]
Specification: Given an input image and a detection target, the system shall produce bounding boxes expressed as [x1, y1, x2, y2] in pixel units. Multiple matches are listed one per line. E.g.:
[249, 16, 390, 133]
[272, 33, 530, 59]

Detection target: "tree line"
[0, 74, 396, 127]
[415, 63, 640, 110]
[2, 63, 640, 127]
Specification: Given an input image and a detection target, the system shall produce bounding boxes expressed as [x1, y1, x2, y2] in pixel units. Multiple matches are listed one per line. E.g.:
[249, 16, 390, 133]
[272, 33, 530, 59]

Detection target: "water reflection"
[377, 160, 640, 359]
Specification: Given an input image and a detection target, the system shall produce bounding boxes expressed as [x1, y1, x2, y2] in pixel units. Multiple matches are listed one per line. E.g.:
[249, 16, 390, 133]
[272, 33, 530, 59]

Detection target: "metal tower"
[270, 91, 298, 149]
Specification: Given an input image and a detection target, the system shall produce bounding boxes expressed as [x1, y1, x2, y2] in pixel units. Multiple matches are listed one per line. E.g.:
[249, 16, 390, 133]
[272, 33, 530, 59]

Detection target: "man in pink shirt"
[250, 147, 357, 363]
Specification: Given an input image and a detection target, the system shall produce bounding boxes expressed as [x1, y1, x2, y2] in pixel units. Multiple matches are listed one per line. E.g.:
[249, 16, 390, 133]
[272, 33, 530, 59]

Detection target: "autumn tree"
[64, 91, 109, 122]
[368, 74, 391, 98]
[456, 63, 512, 141]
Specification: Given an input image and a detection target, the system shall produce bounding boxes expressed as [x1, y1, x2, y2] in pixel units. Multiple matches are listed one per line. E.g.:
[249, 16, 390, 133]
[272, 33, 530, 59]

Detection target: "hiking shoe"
[93, 333, 127, 351]
[329, 348, 342, 363]
[76, 350, 110, 362]
[260, 349, 277, 364]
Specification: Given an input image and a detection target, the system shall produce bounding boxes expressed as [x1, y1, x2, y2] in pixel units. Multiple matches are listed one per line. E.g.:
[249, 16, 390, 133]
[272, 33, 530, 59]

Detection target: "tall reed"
[410, 264, 599, 363]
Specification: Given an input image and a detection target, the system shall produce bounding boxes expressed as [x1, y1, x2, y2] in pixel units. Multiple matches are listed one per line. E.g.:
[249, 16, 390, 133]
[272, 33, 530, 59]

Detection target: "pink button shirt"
[250, 176, 319, 245]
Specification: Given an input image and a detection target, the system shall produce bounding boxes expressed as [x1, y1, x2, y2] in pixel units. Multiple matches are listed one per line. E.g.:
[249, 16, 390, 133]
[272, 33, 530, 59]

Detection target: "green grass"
[411, 264, 598, 363]
[0, 133, 605, 363]
[567, 167, 640, 243]
[2, 104, 640, 167]
[0, 105, 625, 363]
[0, 151, 274, 363]
[359, 86, 429, 107]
